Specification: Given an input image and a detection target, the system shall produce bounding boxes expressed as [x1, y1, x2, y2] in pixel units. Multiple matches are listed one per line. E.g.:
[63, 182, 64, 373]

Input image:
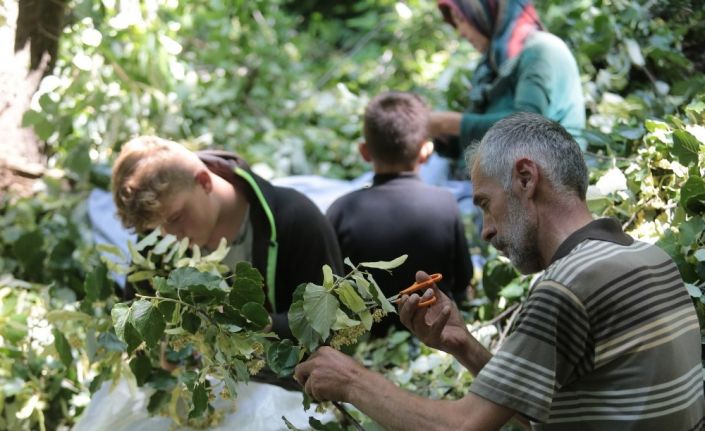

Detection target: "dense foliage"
[1, 0, 704, 430]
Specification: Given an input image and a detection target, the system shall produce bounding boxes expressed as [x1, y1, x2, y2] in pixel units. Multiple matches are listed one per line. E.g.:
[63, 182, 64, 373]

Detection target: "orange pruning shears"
[387, 273, 443, 308]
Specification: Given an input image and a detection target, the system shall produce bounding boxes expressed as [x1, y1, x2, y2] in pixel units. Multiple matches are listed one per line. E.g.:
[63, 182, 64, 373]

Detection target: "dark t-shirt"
[326, 172, 473, 336]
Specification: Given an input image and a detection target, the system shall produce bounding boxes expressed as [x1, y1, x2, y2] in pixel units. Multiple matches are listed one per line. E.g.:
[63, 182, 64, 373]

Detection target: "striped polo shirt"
[470, 218, 704, 430]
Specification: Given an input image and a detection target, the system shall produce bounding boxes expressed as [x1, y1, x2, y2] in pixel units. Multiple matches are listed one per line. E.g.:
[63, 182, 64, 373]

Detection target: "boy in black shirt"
[326, 91, 472, 336]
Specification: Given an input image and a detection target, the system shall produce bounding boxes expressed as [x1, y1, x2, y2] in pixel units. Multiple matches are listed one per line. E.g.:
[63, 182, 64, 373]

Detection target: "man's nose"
[481, 223, 496, 243]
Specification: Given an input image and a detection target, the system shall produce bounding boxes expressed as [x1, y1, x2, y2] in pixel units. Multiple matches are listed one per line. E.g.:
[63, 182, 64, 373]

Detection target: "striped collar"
[550, 218, 634, 264]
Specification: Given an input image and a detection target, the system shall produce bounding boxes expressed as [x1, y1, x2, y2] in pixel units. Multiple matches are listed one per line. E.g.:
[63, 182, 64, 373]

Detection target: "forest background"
[0, 0, 704, 430]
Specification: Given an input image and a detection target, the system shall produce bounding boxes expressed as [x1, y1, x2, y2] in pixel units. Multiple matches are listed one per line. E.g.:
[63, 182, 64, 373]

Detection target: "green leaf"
[282, 416, 306, 431]
[96, 243, 126, 260]
[331, 309, 360, 330]
[111, 303, 131, 340]
[182, 311, 202, 334]
[52, 329, 73, 368]
[85, 261, 112, 301]
[695, 249, 705, 262]
[360, 254, 408, 270]
[352, 274, 372, 299]
[127, 270, 156, 283]
[147, 390, 171, 414]
[224, 375, 239, 398]
[672, 130, 701, 167]
[359, 310, 373, 330]
[337, 281, 366, 313]
[230, 277, 265, 308]
[12, 231, 45, 270]
[241, 302, 270, 330]
[127, 241, 149, 267]
[483, 259, 519, 301]
[46, 310, 93, 324]
[679, 218, 705, 247]
[97, 331, 127, 352]
[322, 264, 334, 290]
[153, 234, 177, 255]
[499, 282, 525, 299]
[168, 267, 227, 303]
[234, 261, 264, 285]
[685, 283, 703, 298]
[303, 283, 339, 340]
[343, 257, 355, 270]
[130, 354, 152, 386]
[267, 340, 301, 377]
[680, 176, 705, 214]
[288, 301, 321, 352]
[202, 237, 229, 262]
[130, 300, 166, 347]
[157, 300, 176, 322]
[366, 274, 396, 314]
[190, 383, 209, 419]
[136, 228, 161, 251]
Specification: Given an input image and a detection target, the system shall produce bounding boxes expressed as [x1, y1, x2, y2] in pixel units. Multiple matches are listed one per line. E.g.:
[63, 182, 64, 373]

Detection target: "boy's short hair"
[111, 136, 201, 232]
[363, 91, 429, 165]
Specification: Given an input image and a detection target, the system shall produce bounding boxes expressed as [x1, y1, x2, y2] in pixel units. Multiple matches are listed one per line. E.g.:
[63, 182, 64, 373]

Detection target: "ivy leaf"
[52, 329, 73, 368]
[303, 283, 339, 340]
[337, 281, 366, 313]
[267, 340, 301, 377]
[288, 301, 321, 352]
[360, 254, 408, 270]
[241, 302, 270, 330]
[130, 300, 166, 347]
[672, 130, 701, 167]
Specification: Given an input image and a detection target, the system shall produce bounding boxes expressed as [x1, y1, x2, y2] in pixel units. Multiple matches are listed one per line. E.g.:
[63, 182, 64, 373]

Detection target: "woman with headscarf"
[430, 0, 585, 159]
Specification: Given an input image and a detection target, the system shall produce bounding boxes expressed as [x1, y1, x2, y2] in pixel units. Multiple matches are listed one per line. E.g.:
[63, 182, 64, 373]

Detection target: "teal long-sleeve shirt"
[460, 31, 586, 150]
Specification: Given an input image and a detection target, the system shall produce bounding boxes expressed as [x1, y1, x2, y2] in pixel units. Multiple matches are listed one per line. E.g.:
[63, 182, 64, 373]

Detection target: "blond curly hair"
[111, 136, 202, 232]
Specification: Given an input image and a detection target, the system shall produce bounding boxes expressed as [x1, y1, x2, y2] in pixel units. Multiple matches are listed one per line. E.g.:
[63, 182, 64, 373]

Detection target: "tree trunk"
[0, 0, 66, 197]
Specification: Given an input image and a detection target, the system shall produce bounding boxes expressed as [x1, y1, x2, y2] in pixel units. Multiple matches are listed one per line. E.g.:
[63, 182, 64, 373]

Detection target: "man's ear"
[418, 140, 434, 164]
[358, 142, 373, 162]
[194, 169, 213, 193]
[513, 158, 538, 198]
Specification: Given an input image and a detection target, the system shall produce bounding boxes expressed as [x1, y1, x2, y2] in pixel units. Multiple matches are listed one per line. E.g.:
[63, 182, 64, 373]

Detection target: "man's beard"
[491, 193, 542, 274]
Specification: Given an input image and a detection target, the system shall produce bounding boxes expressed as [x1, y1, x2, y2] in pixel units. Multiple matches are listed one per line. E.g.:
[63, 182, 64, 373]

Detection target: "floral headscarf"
[438, 0, 543, 73]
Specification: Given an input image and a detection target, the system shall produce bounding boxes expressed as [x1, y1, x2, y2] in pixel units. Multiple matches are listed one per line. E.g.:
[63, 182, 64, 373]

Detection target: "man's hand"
[399, 271, 471, 357]
[294, 347, 364, 403]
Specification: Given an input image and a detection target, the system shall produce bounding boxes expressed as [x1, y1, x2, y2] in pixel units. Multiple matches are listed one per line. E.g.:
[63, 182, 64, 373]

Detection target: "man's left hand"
[294, 346, 363, 402]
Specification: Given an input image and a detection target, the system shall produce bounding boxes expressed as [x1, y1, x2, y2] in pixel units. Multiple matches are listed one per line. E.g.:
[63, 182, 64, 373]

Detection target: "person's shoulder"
[521, 31, 573, 60]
